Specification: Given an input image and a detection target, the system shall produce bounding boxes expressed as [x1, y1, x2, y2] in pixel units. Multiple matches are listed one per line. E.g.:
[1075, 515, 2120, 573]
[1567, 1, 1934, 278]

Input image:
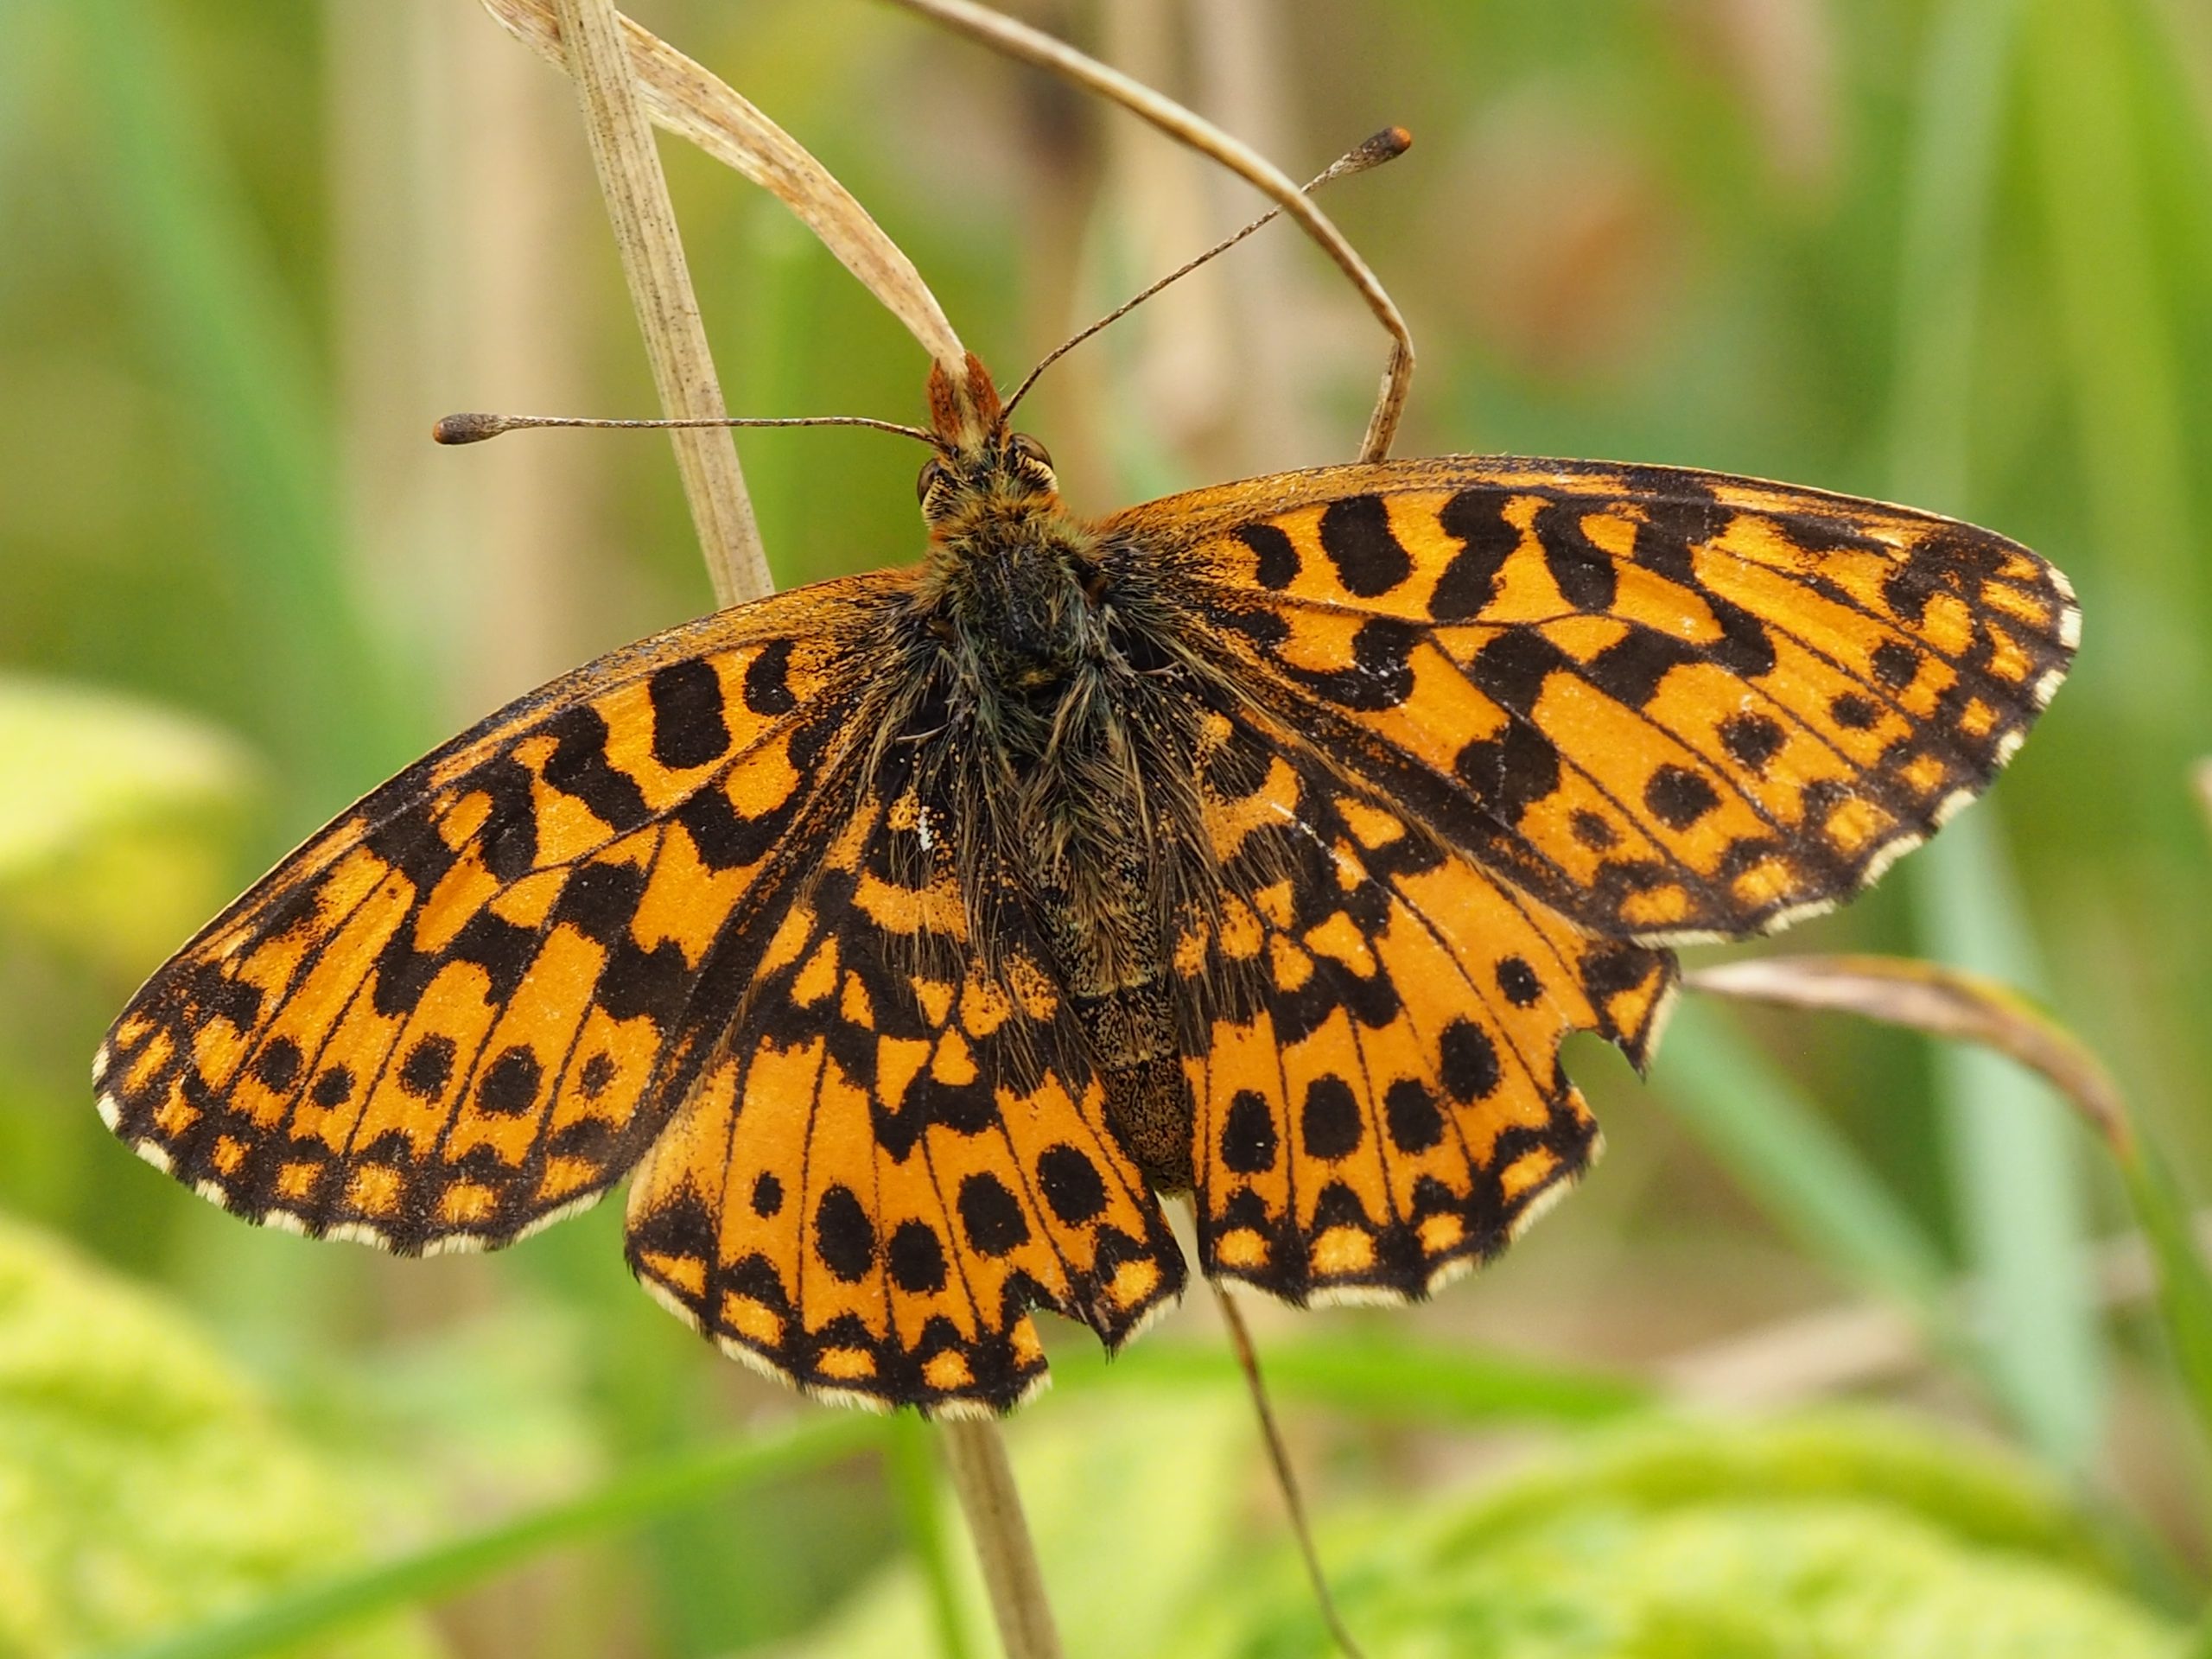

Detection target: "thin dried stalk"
[1690, 952, 2212, 1453]
[1215, 1287, 1366, 1658]
[1687, 954, 2129, 1154]
[880, 0, 1414, 461]
[550, 0, 767, 603]
[938, 1418, 1065, 1659]
[485, 0, 966, 383]
[1662, 1209, 2212, 1409]
[501, 7, 1056, 1649]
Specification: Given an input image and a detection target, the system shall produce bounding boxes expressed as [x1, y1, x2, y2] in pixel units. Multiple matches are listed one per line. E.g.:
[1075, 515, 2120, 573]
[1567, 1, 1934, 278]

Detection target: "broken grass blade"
[480, 0, 964, 378]
[1692, 952, 2212, 1472]
[1687, 956, 2126, 1151]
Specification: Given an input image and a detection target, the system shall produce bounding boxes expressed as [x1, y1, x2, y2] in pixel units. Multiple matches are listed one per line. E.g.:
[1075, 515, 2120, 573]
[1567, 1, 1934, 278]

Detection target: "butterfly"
[95, 354, 2075, 1414]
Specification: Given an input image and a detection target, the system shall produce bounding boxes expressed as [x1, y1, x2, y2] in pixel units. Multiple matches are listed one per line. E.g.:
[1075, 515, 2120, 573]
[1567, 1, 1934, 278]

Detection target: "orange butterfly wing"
[625, 759, 1185, 1414]
[94, 578, 899, 1254]
[1169, 697, 1673, 1303]
[1113, 455, 2076, 944]
[1107, 454, 2071, 1301]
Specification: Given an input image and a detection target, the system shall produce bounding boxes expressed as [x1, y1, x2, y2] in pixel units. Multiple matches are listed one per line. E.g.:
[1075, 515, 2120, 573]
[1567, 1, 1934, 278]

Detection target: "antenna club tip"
[433, 412, 507, 445]
[1365, 126, 1414, 162]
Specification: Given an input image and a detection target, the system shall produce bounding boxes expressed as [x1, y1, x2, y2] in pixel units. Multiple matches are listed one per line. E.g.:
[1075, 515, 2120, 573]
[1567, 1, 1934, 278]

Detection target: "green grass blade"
[2120, 1140, 2212, 1464]
[1916, 818, 2104, 1468]
[73, 0, 416, 805]
[1653, 1000, 1950, 1314]
[2028, 0, 2202, 705]
[1889, 0, 2104, 1477]
[1054, 1332, 1651, 1424]
[887, 1414, 978, 1659]
[97, 1417, 883, 1659]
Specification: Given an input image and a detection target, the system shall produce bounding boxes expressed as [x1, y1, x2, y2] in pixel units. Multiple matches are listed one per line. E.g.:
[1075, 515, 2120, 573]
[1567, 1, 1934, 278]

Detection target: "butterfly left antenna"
[999, 125, 1413, 423]
[432, 410, 941, 447]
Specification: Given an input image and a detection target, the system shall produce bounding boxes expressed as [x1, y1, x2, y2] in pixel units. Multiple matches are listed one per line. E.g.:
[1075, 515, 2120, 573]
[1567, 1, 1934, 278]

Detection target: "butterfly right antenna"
[998, 127, 1413, 423]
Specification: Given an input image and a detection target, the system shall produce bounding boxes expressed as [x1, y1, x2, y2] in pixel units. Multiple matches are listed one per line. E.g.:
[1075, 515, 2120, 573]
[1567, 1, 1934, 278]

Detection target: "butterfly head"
[917, 354, 1065, 537]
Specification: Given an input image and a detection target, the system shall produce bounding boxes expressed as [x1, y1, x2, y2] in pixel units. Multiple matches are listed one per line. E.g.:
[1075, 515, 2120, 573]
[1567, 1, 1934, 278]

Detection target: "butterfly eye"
[1007, 433, 1053, 472]
[916, 458, 948, 506]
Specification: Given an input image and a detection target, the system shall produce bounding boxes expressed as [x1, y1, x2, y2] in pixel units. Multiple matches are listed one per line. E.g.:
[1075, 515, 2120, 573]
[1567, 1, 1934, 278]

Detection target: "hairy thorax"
[903, 487, 1205, 1189]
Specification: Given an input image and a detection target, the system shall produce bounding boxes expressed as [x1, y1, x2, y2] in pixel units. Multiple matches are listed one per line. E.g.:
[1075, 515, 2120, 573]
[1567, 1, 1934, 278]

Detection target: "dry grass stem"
[938, 1417, 1065, 1659]
[546, 0, 766, 604]
[1662, 1211, 2212, 1408]
[484, 0, 966, 383]
[503, 8, 1057, 1648]
[880, 0, 1414, 461]
[1688, 954, 2129, 1154]
[1215, 1286, 1367, 1658]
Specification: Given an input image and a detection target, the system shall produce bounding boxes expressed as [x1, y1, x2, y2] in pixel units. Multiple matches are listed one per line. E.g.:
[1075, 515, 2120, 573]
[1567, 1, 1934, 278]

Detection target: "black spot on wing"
[1533, 500, 1618, 611]
[1497, 957, 1542, 1007]
[1571, 810, 1618, 850]
[1452, 721, 1562, 821]
[1719, 712, 1786, 774]
[1439, 1019, 1501, 1103]
[1039, 1144, 1108, 1226]
[815, 1184, 877, 1282]
[648, 659, 731, 769]
[1318, 495, 1413, 599]
[1585, 630, 1704, 709]
[742, 638, 799, 716]
[1829, 692, 1880, 731]
[1234, 522, 1300, 590]
[253, 1037, 302, 1092]
[542, 706, 652, 832]
[1220, 1090, 1280, 1175]
[752, 1172, 785, 1217]
[477, 1046, 543, 1116]
[1279, 618, 1420, 713]
[957, 1173, 1030, 1258]
[1644, 766, 1720, 831]
[1382, 1077, 1444, 1154]
[1432, 488, 1520, 620]
[1300, 1076, 1364, 1160]
[1871, 640, 1920, 690]
[399, 1035, 455, 1101]
[887, 1219, 949, 1294]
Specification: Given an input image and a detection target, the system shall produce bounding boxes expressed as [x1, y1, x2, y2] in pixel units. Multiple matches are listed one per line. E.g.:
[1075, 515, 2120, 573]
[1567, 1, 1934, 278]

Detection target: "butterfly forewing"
[1112, 455, 2077, 945]
[94, 578, 897, 1253]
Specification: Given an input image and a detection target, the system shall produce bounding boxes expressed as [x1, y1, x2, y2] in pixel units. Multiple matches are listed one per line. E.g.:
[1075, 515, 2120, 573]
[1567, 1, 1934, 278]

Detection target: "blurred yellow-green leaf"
[1179, 1413, 2186, 1659]
[0, 1213, 435, 1659]
[0, 676, 256, 980]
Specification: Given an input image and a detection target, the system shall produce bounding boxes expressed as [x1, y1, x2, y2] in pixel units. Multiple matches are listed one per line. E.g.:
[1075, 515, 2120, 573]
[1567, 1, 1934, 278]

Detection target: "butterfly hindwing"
[93, 578, 899, 1254]
[1176, 701, 1673, 1301]
[1111, 456, 2077, 944]
[625, 752, 1187, 1415]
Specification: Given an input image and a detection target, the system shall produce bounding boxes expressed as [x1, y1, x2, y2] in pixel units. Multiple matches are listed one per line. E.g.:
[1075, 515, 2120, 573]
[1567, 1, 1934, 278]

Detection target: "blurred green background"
[5, 0, 2212, 1654]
